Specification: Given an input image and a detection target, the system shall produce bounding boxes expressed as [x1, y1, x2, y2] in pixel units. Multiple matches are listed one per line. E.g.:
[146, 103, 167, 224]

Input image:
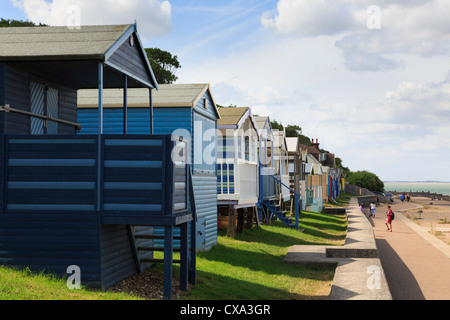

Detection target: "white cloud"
[261, 0, 357, 37]
[11, 0, 172, 38]
[262, 0, 450, 72]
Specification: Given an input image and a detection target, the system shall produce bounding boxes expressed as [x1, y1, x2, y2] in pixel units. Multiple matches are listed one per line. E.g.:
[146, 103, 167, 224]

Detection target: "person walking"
[369, 201, 376, 218]
[385, 205, 394, 232]
[400, 194, 405, 204]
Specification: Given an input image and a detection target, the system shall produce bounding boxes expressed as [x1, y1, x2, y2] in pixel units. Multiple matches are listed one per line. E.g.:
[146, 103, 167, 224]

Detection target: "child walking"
[369, 201, 376, 218]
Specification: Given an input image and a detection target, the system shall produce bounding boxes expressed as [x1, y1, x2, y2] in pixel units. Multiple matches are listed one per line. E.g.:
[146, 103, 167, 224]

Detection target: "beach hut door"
[30, 82, 59, 135]
[30, 81, 45, 134]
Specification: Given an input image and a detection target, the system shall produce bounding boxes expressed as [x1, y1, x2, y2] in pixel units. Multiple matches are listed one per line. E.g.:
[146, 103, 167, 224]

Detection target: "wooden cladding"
[3, 135, 188, 219]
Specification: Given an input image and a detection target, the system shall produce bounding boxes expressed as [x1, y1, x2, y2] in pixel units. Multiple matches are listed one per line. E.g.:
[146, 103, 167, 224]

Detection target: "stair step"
[134, 234, 181, 240]
[140, 258, 181, 264]
[138, 246, 181, 252]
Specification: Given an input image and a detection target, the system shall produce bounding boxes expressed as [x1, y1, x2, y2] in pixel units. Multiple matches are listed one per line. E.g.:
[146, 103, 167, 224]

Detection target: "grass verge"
[176, 210, 347, 300]
[1, 208, 347, 300]
[0, 266, 142, 300]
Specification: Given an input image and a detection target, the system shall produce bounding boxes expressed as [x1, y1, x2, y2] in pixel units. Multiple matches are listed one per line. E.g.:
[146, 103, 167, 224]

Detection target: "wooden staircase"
[128, 226, 184, 271]
[126, 168, 197, 299]
[259, 199, 297, 228]
[258, 168, 300, 230]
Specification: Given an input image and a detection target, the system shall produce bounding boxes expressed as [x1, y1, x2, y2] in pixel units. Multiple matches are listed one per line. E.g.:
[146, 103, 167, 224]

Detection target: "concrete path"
[283, 197, 392, 300]
[369, 200, 450, 300]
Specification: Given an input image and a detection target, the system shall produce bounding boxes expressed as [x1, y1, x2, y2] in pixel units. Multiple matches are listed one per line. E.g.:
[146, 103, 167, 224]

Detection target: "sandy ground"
[392, 196, 450, 244]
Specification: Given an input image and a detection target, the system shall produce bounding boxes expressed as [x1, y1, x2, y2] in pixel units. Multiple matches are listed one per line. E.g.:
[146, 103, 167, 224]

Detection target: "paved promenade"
[284, 197, 392, 300]
[284, 197, 450, 300]
[369, 199, 450, 300]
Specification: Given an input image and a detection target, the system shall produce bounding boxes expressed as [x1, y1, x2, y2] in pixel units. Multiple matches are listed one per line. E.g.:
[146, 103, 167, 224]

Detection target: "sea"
[383, 182, 450, 196]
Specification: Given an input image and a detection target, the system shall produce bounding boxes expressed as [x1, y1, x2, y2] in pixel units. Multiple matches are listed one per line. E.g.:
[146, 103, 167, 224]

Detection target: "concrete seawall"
[283, 197, 392, 300]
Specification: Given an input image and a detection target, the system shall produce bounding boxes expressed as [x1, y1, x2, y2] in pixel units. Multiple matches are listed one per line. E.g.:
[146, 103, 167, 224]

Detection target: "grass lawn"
[0, 266, 142, 300]
[176, 209, 347, 300]
[0, 202, 348, 300]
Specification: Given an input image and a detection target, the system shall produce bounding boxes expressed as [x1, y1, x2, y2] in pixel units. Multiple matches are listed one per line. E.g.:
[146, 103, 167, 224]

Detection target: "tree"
[335, 157, 350, 176]
[270, 120, 283, 131]
[145, 48, 181, 84]
[0, 18, 46, 27]
[346, 170, 384, 192]
[285, 124, 302, 137]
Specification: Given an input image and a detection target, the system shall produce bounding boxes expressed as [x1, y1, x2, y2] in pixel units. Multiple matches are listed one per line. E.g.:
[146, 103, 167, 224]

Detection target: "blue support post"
[295, 194, 299, 230]
[97, 62, 103, 211]
[188, 167, 196, 285]
[149, 88, 153, 135]
[98, 62, 103, 135]
[180, 222, 189, 291]
[123, 75, 127, 135]
[163, 225, 173, 300]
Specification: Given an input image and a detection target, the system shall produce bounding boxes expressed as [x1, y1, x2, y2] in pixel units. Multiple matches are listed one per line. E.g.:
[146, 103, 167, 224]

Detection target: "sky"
[2, 0, 450, 182]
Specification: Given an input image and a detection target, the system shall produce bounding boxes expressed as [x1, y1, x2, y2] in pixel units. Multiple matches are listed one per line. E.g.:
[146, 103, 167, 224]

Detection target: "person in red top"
[385, 205, 393, 232]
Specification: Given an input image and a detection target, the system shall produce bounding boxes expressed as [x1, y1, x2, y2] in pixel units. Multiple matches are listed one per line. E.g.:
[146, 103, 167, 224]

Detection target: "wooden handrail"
[0, 104, 82, 132]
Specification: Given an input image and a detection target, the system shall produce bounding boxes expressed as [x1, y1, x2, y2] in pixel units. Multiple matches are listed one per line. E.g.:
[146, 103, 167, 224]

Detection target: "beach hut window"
[245, 136, 250, 161]
[251, 135, 257, 162]
[218, 136, 234, 159]
[237, 133, 242, 159]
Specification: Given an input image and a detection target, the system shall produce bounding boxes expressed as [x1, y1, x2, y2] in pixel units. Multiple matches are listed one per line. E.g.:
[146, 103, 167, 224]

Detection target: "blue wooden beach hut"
[77, 83, 220, 251]
[254, 117, 299, 229]
[0, 24, 194, 299]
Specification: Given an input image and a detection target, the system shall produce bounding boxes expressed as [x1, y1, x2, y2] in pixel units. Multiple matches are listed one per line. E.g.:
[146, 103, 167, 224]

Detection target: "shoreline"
[386, 190, 450, 201]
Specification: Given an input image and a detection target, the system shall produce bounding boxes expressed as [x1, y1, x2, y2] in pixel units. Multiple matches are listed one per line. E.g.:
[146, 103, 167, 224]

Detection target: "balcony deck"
[1, 134, 190, 224]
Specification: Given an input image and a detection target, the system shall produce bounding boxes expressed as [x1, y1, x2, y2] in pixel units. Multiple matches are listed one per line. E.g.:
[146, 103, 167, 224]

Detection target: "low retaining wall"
[322, 207, 346, 215]
[283, 197, 392, 300]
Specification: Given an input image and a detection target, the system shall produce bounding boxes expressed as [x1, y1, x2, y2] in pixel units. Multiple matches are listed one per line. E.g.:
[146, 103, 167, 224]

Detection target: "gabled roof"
[253, 115, 273, 141]
[0, 24, 157, 89]
[0, 24, 131, 61]
[254, 116, 269, 131]
[273, 130, 287, 151]
[307, 154, 323, 175]
[286, 137, 299, 153]
[218, 107, 259, 135]
[77, 83, 220, 118]
[218, 107, 248, 126]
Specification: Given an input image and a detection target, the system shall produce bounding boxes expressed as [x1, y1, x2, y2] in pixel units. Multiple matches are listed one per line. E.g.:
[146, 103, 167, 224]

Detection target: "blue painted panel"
[0, 213, 102, 285]
[106, 33, 153, 88]
[100, 224, 137, 289]
[77, 107, 216, 251]
[5, 138, 97, 211]
[193, 90, 219, 121]
[4, 64, 30, 134]
[78, 107, 192, 136]
[193, 112, 216, 173]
